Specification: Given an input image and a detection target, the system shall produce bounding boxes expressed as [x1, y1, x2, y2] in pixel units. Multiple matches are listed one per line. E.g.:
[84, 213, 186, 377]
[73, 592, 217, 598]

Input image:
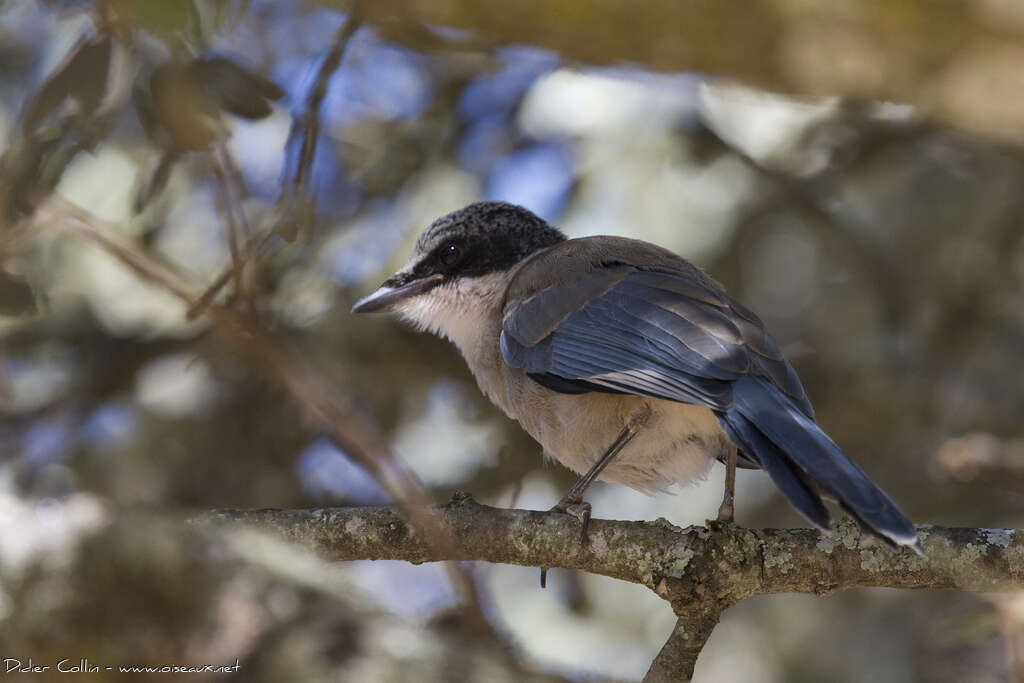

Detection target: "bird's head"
[351, 202, 565, 342]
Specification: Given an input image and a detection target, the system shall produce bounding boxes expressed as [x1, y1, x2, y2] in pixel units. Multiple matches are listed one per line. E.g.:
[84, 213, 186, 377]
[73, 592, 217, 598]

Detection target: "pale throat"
[395, 272, 508, 362]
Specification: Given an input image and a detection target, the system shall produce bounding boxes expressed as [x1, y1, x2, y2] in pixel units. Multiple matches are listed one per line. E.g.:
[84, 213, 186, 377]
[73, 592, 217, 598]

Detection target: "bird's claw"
[550, 499, 592, 543]
[539, 500, 593, 588]
[563, 502, 592, 543]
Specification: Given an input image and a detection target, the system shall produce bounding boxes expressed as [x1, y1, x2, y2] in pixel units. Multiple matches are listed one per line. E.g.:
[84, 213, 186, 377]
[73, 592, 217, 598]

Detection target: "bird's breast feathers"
[507, 386, 728, 493]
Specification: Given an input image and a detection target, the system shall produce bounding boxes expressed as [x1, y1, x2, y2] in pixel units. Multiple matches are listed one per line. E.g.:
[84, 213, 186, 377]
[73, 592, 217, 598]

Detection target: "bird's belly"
[512, 389, 731, 494]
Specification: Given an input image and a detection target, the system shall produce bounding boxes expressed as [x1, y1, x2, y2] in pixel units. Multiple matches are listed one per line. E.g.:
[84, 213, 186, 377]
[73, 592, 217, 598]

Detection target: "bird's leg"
[552, 424, 636, 519]
[541, 408, 650, 588]
[554, 403, 653, 520]
[716, 444, 738, 523]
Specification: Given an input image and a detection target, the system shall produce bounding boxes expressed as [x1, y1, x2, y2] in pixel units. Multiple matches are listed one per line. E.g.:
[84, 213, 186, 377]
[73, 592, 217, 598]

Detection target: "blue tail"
[717, 377, 917, 546]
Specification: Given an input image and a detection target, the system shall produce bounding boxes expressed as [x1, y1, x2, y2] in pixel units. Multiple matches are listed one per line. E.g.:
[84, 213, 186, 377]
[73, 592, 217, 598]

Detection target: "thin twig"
[290, 5, 362, 193]
[42, 199, 196, 301]
[209, 153, 247, 302]
[186, 226, 277, 319]
[217, 144, 254, 241]
[271, 5, 363, 243]
[38, 196, 492, 637]
[41, 196, 414, 498]
[186, 6, 363, 313]
[700, 113, 922, 337]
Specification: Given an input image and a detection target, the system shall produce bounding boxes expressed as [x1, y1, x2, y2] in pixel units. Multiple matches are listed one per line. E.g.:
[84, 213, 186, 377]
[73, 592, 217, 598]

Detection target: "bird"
[352, 201, 918, 560]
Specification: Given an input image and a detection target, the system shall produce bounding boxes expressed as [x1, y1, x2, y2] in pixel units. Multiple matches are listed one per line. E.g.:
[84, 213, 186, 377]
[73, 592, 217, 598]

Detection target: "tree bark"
[196, 494, 1024, 681]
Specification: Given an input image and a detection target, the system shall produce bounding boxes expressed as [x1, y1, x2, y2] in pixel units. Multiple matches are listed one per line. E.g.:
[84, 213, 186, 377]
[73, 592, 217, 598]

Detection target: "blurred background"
[1, 0, 1023, 681]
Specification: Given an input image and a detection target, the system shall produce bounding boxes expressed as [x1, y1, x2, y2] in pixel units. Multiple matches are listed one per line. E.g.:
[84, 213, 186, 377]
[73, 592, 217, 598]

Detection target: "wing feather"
[498, 239, 915, 546]
[502, 264, 753, 409]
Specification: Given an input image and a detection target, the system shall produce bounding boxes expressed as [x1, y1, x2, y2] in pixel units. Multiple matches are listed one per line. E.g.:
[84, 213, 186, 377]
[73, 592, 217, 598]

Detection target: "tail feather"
[718, 410, 831, 530]
[723, 376, 917, 546]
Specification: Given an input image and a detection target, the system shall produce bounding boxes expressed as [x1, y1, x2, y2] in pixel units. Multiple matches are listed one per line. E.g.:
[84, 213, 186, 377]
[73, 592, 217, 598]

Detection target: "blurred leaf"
[132, 55, 281, 210]
[193, 56, 284, 119]
[8, 29, 135, 219]
[140, 56, 282, 153]
[147, 61, 221, 151]
[22, 35, 112, 138]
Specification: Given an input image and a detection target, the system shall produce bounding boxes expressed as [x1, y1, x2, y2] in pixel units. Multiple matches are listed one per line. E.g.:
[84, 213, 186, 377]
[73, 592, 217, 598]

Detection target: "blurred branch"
[33, 196, 491, 631]
[185, 222, 277, 319]
[363, 0, 1024, 142]
[277, 3, 363, 240]
[37, 196, 403, 491]
[291, 6, 361, 191]
[209, 145, 253, 305]
[198, 494, 1024, 682]
[701, 113, 921, 338]
[180, 22, 376, 310]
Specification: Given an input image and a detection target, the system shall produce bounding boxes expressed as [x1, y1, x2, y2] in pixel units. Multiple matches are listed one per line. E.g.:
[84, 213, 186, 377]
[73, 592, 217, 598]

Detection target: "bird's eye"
[439, 243, 461, 267]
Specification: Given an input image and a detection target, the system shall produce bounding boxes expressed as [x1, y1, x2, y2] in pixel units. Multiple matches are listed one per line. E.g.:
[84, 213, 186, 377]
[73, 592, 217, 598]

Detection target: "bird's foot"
[716, 491, 734, 523]
[539, 499, 592, 589]
[550, 499, 592, 544]
[447, 489, 476, 506]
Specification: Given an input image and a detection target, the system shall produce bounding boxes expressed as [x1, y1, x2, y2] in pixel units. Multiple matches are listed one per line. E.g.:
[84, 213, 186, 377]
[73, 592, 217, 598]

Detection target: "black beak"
[351, 273, 444, 313]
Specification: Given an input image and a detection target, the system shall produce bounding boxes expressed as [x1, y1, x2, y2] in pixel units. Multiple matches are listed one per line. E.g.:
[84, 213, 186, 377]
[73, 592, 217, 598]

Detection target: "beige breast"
[395, 271, 730, 493]
[496, 364, 729, 493]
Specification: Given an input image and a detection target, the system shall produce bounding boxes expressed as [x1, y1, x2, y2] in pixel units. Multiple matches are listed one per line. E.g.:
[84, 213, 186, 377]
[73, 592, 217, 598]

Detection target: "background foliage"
[1, 1, 1023, 680]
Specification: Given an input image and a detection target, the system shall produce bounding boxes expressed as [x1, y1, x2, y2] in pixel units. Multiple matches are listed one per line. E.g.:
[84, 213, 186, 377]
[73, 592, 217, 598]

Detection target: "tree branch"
[276, 2, 363, 241]
[362, 0, 1024, 143]
[643, 608, 721, 683]
[289, 6, 362, 193]
[197, 494, 1024, 681]
[36, 196, 494, 630]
